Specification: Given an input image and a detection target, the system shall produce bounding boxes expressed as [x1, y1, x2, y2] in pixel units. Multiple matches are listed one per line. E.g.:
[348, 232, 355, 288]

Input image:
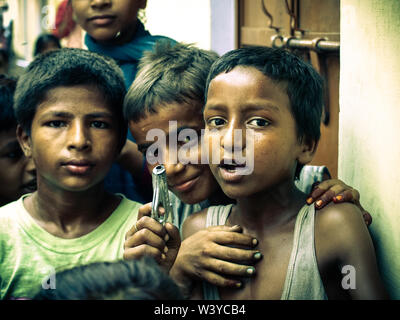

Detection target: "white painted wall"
[145, 0, 211, 50]
[340, 0, 400, 298]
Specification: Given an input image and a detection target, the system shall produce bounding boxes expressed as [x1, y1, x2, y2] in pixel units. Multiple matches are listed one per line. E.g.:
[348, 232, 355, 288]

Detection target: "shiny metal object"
[151, 165, 173, 225]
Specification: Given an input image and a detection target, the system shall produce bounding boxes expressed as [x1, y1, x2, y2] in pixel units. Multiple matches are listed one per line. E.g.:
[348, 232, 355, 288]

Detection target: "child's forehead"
[133, 100, 204, 127]
[36, 85, 114, 115]
[211, 66, 281, 87]
[207, 66, 289, 106]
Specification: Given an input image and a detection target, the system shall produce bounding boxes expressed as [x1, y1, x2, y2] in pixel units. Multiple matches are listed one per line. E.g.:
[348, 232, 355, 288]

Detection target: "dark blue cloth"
[85, 21, 176, 202]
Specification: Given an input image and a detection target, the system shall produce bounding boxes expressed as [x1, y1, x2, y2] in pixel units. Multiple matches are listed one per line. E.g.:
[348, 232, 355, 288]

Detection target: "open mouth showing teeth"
[218, 162, 246, 171]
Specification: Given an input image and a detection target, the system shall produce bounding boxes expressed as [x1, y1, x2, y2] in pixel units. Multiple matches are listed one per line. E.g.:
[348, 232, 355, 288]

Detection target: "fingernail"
[254, 252, 262, 260]
[335, 195, 343, 201]
[163, 246, 168, 253]
[235, 282, 242, 288]
[252, 238, 258, 246]
[306, 197, 313, 205]
[316, 200, 323, 207]
[246, 267, 255, 275]
[164, 234, 170, 242]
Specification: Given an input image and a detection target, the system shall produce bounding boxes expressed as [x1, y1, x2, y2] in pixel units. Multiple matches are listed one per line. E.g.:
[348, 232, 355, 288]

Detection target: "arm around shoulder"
[315, 202, 389, 299]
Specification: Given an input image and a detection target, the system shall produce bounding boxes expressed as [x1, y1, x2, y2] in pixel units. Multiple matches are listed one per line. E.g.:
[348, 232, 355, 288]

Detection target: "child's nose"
[68, 123, 91, 151]
[164, 148, 185, 177]
[91, 0, 112, 9]
[221, 124, 246, 152]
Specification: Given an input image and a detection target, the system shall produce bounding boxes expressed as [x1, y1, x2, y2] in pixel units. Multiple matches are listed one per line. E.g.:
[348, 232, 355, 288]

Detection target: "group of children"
[0, 0, 387, 300]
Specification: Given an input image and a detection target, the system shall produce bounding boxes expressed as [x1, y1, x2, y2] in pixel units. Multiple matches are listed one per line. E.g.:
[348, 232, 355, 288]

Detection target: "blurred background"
[1, 0, 399, 299]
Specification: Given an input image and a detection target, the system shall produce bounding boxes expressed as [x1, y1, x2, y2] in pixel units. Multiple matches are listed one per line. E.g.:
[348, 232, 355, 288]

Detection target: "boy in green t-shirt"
[0, 48, 179, 299]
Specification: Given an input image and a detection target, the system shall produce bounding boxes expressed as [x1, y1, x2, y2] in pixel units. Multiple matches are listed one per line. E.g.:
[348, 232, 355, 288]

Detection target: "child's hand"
[123, 203, 181, 272]
[306, 179, 372, 226]
[170, 225, 262, 298]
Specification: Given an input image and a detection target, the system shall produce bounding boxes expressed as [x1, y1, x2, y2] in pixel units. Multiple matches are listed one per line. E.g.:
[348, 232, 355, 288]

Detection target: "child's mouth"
[88, 15, 116, 27]
[218, 161, 247, 182]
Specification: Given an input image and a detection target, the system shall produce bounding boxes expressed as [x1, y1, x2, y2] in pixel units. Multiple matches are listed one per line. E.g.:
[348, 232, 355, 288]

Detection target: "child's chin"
[175, 191, 206, 205]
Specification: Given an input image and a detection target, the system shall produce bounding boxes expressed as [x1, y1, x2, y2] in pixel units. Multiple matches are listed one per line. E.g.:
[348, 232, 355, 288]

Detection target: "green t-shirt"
[0, 194, 140, 299]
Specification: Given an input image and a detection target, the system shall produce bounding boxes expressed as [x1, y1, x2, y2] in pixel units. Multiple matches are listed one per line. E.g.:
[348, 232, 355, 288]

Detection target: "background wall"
[145, 0, 211, 50]
[340, 0, 400, 298]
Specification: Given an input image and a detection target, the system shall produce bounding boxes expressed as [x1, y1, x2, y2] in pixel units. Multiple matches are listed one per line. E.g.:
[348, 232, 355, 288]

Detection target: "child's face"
[129, 101, 219, 205]
[18, 85, 121, 193]
[72, 0, 147, 43]
[204, 66, 314, 199]
[0, 128, 36, 205]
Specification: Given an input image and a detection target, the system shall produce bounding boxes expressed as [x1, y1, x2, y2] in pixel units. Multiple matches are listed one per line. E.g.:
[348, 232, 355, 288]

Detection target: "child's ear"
[297, 137, 318, 165]
[16, 125, 32, 158]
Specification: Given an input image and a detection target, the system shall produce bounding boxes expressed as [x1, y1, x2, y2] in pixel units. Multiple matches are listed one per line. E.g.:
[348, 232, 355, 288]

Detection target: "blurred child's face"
[17, 85, 121, 193]
[204, 66, 314, 199]
[129, 101, 219, 204]
[72, 0, 147, 43]
[0, 128, 36, 205]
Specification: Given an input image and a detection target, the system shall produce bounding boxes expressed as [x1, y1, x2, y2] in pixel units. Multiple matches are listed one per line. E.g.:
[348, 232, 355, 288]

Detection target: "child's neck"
[24, 183, 120, 239]
[229, 181, 306, 233]
[209, 187, 234, 206]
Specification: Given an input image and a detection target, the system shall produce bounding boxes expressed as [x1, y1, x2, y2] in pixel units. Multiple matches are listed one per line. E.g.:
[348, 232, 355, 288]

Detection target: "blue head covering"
[85, 21, 176, 88]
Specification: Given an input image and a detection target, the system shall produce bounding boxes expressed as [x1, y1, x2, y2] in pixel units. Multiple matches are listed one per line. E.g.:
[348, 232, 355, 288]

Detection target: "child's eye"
[247, 118, 270, 127]
[46, 120, 66, 128]
[207, 117, 226, 127]
[91, 121, 109, 129]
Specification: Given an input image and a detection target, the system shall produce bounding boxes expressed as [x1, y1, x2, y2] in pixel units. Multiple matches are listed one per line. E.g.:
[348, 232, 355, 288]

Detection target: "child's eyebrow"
[85, 112, 114, 119]
[205, 103, 281, 113]
[40, 111, 114, 119]
[242, 104, 280, 113]
[204, 105, 226, 112]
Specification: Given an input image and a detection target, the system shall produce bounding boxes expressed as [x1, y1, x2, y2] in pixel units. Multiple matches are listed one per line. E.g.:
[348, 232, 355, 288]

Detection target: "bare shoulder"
[181, 208, 209, 240]
[315, 202, 370, 260]
[316, 202, 366, 241]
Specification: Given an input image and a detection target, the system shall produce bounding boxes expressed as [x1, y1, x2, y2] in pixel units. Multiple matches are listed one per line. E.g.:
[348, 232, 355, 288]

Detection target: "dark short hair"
[0, 74, 17, 132]
[34, 257, 184, 300]
[33, 33, 61, 56]
[14, 48, 127, 151]
[205, 47, 324, 178]
[124, 42, 219, 122]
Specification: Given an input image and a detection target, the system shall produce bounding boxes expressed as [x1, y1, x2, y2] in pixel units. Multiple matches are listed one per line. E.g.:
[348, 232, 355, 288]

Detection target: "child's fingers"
[207, 225, 244, 233]
[208, 244, 262, 264]
[137, 202, 152, 220]
[123, 244, 165, 263]
[125, 215, 165, 239]
[124, 228, 166, 253]
[313, 186, 347, 209]
[209, 230, 258, 248]
[165, 222, 181, 250]
[333, 189, 360, 205]
[136, 215, 166, 238]
[207, 259, 257, 278]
